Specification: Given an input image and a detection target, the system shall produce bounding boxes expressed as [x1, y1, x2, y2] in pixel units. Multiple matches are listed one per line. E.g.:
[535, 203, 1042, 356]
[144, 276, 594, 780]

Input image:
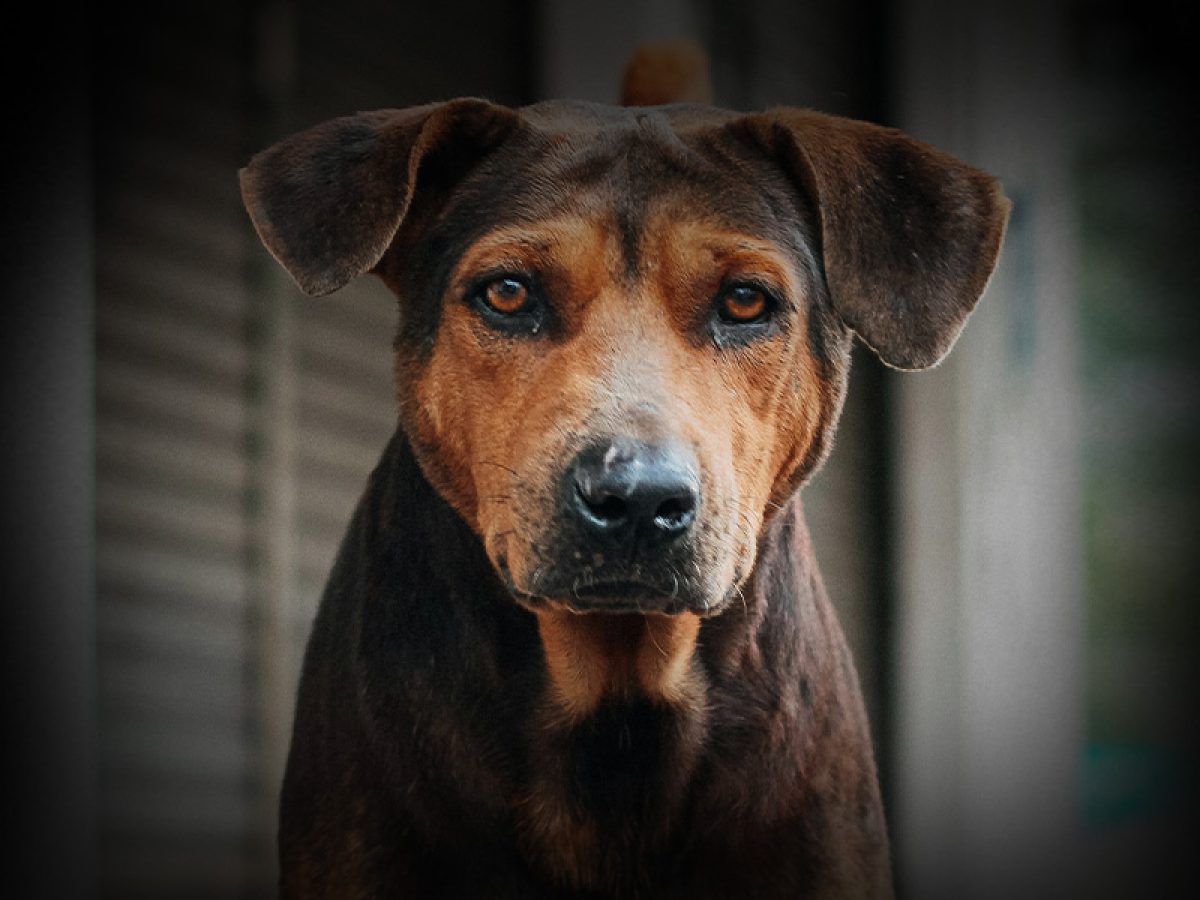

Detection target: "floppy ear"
[737, 109, 1010, 370]
[239, 98, 519, 296]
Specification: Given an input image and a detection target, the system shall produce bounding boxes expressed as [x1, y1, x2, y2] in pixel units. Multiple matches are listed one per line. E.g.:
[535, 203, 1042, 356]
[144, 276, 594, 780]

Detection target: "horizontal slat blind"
[93, 3, 533, 895]
[289, 285, 397, 627]
[95, 6, 260, 897]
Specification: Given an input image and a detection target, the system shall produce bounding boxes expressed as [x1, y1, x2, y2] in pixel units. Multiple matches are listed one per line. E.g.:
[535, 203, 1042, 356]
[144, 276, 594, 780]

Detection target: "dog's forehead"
[515, 101, 771, 215]
[424, 100, 809, 276]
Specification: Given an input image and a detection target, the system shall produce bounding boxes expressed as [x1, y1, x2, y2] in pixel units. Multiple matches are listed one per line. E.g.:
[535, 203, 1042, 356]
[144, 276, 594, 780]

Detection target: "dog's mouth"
[496, 557, 705, 616]
[559, 577, 683, 613]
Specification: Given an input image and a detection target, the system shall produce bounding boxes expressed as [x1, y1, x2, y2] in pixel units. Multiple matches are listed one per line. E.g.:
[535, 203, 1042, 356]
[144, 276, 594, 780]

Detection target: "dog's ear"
[240, 99, 519, 296]
[737, 109, 1010, 370]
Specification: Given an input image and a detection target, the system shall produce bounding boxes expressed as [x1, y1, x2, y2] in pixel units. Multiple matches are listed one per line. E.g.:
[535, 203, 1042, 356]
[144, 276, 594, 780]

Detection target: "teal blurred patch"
[1084, 743, 1192, 829]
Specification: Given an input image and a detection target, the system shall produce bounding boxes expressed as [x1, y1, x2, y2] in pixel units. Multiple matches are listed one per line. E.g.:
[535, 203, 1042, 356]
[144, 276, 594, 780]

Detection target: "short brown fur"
[240, 54, 1008, 900]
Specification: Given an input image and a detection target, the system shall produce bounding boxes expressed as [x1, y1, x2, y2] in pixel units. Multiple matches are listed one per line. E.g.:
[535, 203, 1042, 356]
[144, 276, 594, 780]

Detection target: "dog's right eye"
[717, 286, 770, 324]
[481, 277, 532, 315]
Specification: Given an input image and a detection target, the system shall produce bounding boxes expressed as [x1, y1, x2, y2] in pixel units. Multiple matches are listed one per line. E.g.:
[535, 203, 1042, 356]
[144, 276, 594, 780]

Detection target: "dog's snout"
[568, 439, 700, 547]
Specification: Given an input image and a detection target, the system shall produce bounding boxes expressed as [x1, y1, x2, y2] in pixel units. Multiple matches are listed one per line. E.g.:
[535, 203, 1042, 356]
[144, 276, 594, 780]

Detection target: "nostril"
[576, 485, 628, 523]
[653, 493, 697, 532]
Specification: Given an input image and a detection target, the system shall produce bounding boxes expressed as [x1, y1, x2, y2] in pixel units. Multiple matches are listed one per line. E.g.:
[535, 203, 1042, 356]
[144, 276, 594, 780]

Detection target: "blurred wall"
[1070, 0, 1199, 892]
[891, 3, 1198, 897]
[890, 2, 1084, 895]
[3, 11, 96, 899]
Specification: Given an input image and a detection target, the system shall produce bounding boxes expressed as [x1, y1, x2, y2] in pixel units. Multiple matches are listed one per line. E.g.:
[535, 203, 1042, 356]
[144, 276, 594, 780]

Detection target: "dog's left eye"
[716, 285, 773, 325]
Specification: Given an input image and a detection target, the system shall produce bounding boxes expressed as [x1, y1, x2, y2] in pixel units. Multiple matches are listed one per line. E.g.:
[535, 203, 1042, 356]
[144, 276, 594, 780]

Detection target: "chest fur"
[516, 688, 708, 893]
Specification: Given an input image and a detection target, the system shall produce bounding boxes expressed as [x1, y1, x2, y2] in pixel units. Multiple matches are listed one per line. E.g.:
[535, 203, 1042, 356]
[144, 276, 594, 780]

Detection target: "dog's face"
[382, 107, 847, 617]
[241, 100, 1008, 618]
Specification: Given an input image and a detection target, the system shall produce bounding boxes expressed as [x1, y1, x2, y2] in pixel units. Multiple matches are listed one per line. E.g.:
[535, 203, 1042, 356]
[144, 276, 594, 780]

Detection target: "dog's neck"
[533, 605, 704, 718]
[350, 429, 874, 889]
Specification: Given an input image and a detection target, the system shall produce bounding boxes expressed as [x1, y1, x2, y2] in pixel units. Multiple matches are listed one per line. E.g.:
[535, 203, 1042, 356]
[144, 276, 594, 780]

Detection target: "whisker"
[524, 563, 544, 595]
[733, 580, 748, 615]
[644, 617, 668, 658]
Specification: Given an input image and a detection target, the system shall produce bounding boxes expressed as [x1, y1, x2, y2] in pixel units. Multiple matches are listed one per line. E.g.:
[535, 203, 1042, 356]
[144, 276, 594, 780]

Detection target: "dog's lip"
[558, 578, 681, 613]
[536, 579, 708, 616]
[495, 552, 739, 617]
[496, 557, 693, 614]
[570, 578, 665, 599]
[496, 553, 667, 596]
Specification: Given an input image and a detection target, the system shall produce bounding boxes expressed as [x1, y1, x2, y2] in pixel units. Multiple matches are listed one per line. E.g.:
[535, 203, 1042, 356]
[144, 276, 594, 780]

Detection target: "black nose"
[568, 439, 700, 548]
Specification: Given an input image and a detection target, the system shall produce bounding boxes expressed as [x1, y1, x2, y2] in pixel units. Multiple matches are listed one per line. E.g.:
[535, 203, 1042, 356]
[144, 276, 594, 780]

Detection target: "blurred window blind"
[94, 4, 531, 896]
[95, 7, 267, 896]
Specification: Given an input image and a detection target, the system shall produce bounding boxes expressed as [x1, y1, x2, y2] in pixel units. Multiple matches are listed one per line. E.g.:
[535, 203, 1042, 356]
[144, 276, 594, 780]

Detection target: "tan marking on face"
[399, 204, 831, 708]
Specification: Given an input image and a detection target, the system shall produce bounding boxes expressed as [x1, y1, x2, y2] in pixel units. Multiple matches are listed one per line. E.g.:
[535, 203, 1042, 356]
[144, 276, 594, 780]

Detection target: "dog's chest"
[515, 694, 703, 891]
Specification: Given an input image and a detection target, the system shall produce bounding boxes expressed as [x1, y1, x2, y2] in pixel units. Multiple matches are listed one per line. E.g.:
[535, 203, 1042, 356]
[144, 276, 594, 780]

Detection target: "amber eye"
[718, 285, 770, 324]
[481, 277, 532, 315]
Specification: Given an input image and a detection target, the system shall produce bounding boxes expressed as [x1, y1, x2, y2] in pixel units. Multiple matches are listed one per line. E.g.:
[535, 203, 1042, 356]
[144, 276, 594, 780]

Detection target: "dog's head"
[241, 98, 1008, 618]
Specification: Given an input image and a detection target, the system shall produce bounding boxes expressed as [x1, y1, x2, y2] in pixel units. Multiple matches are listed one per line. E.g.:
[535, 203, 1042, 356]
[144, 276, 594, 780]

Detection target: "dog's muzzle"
[507, 436, 711, 614]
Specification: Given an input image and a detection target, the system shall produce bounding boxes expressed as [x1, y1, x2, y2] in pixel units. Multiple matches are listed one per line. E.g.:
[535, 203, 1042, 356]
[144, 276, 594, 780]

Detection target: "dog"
[239, 45, 1008, 899]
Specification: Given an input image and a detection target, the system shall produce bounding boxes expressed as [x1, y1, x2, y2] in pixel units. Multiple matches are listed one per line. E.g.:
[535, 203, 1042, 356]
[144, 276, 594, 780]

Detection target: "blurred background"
[5, 0, 1197, 897]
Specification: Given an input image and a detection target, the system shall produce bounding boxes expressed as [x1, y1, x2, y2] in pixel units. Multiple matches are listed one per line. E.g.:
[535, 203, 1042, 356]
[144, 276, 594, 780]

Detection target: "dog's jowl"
[241, 83, 1008, 898]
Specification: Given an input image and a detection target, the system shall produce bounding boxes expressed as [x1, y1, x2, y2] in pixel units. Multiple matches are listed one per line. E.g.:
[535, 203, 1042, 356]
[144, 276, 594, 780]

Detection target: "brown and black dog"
[240, 49, 1008, 899]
